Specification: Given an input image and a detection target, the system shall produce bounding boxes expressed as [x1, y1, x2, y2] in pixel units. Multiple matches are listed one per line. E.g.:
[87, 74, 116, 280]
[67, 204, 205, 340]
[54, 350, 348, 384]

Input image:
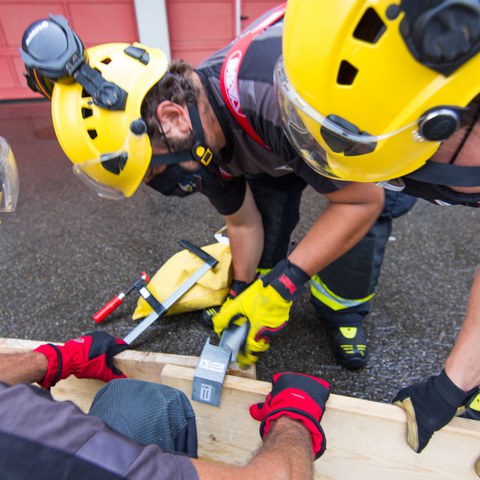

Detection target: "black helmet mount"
[398, 0, 480, 76]
[20, 14, 127, 110]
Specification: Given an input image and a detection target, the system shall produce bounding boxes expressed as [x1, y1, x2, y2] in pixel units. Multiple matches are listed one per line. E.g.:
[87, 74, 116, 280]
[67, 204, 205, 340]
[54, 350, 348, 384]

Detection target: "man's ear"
[156, 101, 191, 135]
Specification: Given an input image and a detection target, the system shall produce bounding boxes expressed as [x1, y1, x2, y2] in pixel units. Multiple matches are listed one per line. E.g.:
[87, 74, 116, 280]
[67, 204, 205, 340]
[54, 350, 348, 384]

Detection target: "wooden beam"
[0, 337, 256, 381]
[1, 338, 479, 479]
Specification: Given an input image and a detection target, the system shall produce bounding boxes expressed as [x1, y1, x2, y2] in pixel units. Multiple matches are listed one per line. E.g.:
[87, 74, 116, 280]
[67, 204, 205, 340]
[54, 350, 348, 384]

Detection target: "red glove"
[34, 331, 129, 389]
[250, 372, 330, 459]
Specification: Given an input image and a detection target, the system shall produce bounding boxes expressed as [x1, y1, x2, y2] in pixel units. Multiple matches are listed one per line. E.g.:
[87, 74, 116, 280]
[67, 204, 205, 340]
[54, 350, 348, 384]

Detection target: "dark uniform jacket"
[193, 19, 349, 216]
[0, 382, 198, 479]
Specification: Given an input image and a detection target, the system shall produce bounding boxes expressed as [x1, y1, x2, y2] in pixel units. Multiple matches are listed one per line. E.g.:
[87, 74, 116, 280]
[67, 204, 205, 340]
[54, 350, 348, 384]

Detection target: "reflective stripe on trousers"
[310, 274, 375, 311]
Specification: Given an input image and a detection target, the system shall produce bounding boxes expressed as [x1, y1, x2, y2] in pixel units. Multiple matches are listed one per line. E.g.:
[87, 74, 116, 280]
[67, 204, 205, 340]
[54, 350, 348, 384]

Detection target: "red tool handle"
[93, 294, 125, 323]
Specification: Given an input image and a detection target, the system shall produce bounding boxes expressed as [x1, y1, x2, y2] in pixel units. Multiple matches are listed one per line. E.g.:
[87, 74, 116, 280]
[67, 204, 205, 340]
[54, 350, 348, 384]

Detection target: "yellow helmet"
[51, 42, 168, 198]
[277, 0, 480, 182]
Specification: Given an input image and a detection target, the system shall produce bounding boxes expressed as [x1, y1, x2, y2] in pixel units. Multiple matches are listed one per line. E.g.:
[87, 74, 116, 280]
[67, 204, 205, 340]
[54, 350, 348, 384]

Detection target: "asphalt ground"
[1, 100, 479, 404]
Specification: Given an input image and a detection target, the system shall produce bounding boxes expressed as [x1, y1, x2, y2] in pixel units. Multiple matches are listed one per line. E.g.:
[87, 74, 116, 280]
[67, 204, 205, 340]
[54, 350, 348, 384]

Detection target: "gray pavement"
[1, 100, 479, 404]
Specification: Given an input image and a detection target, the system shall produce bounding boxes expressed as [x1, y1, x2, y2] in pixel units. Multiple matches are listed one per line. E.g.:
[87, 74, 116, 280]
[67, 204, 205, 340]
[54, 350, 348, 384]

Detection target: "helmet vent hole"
[100, 57, 112, 65]
[353, 8, 386, 44]
[81, 108, 93, 119]
[87, 129, 98, 140]
[337, 60, 358, 85]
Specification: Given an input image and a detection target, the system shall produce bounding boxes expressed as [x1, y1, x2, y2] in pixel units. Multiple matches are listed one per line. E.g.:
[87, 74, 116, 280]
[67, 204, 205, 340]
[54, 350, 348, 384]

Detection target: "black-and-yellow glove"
[393, 369, 473, 453]
[212, 259, 309, 368]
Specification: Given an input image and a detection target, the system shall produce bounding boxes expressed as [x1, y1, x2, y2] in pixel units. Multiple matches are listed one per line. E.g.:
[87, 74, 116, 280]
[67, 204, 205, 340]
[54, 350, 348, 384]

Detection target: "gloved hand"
[393, 369, 472, 453]
[34, 331, 129, 389]
[212, 259, 310, 367]
[250, 372, 330, 459]
[201, 279, 250, 328]
[459, 387, 480, 420]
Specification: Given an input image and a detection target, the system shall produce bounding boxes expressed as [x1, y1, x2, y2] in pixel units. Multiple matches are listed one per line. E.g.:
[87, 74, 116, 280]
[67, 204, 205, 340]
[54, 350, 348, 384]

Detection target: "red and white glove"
[34, 331, 129, 389]
[250, 372, 330, 459]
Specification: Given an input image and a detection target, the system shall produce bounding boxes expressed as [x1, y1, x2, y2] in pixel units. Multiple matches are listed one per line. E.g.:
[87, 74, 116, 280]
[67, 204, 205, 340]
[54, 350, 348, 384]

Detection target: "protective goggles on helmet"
[72, 119, 149, 200]
[0, 137, 19, 212]
[274, 59, 463, 182]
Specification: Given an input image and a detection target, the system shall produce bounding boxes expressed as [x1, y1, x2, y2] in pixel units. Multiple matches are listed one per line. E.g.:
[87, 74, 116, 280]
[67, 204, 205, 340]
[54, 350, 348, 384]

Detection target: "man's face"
[429, 122, 480, 193]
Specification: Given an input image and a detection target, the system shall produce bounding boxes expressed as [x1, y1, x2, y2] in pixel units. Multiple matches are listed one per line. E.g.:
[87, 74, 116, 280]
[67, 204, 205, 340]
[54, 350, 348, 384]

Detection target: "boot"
[330, 325, 369, 369]
[310, 296, 369, 369]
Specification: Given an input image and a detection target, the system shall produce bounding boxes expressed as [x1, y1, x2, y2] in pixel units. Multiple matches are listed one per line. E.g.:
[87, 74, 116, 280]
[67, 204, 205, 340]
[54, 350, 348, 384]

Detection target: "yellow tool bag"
[132, 242, 232, 320]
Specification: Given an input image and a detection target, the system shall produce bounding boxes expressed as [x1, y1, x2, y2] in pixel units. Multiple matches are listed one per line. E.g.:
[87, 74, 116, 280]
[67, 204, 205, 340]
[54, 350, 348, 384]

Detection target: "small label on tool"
[199, 383, 213, 402]
[198, 358, 227, 374]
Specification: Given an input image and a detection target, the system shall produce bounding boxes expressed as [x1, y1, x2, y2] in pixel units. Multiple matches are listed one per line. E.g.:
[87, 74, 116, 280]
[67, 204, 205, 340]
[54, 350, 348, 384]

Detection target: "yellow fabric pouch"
[132, 242, 232, 320]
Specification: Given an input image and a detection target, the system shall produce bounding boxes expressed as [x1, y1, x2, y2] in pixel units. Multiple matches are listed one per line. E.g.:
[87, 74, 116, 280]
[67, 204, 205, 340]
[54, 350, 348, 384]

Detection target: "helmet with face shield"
[0, 137, 19, 212]
[277, 0, 480, 183]
[20, 15, 169, 199]
[50, 42, 168, 199]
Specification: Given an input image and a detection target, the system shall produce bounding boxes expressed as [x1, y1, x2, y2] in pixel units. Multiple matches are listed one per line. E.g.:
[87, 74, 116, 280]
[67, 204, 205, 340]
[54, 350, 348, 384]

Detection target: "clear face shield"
[274, 59, 443, 182]
[72, 120, 150, 200]
[0, 137, 19, 212]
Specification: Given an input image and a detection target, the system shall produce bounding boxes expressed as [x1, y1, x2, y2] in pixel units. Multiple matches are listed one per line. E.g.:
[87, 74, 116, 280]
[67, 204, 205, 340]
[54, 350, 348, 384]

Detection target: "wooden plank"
[0, 337, 256, 381]
[161, 365, 480, 480]
[1, 338, 479, 479]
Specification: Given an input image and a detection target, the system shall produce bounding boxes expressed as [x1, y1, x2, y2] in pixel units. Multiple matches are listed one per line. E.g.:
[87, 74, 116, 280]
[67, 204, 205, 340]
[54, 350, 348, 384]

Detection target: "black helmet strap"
[150, 102, 220, 174]
[406, 162, 480, 187]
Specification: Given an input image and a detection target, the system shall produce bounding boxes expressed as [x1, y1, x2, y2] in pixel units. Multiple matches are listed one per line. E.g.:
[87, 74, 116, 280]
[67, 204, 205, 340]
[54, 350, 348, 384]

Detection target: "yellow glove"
[212, 260, 310, 367]
[201, 279, 250, 327]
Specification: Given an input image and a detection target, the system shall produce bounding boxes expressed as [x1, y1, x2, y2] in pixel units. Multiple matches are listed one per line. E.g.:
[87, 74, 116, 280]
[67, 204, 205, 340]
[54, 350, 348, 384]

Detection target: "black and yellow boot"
[330, 325, 369, 369]
[310, 295, 369, 369]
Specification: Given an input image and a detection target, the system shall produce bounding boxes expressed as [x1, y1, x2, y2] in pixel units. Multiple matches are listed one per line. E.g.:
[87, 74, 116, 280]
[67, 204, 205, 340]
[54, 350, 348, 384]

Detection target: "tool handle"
[93, 294, 125, 323]
[178, 240, 219, 267]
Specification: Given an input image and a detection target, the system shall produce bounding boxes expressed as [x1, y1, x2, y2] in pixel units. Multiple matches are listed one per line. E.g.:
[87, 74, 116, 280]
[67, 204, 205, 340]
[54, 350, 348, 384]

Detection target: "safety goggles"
[0, 137, 19, 212]
[274, 59, 435, 181]
[72, 122, 150, 200]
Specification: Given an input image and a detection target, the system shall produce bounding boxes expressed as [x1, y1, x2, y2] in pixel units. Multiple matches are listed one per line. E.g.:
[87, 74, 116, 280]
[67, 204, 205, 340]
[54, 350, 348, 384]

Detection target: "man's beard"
[169, 129, 195, 154]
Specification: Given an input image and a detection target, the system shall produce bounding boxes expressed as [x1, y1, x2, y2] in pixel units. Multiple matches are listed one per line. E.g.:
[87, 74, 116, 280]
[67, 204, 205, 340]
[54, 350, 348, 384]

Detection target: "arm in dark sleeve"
[202, 173, 247, 216]
[288, 155, 349, 194]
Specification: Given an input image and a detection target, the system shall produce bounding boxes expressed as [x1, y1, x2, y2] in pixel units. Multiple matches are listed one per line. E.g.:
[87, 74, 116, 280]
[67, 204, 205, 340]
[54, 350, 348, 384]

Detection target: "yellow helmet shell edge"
[282, 0, 480, 182]
[51, 43, 169, 197]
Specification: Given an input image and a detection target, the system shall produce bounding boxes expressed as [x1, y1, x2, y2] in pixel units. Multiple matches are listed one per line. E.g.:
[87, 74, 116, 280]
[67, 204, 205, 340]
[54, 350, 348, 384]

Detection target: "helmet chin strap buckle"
[193, 143, 213, 166]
